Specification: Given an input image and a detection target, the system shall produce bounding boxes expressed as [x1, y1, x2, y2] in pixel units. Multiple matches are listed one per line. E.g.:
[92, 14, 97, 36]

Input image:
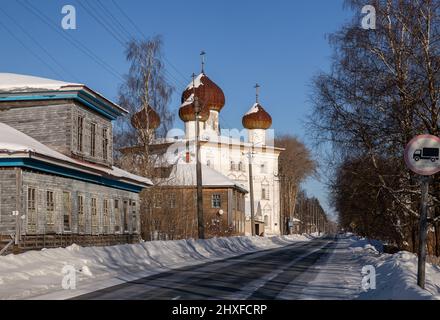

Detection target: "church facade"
[153, 68, 283, 236]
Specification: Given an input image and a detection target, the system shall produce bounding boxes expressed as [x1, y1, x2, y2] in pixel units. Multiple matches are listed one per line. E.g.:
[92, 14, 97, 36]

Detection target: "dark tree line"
[294, 191, 335, 235]
[310, 0, 440, 255]
[276, 135, 318, 235]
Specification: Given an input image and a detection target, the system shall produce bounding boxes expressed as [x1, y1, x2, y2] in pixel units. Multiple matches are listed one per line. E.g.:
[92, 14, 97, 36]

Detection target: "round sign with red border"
[404, 135, 440, 176]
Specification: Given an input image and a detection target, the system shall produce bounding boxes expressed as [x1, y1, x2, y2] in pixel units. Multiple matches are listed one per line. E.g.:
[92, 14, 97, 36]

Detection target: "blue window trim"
[0, 158, 144, 193]
[0, 90, 125, 120]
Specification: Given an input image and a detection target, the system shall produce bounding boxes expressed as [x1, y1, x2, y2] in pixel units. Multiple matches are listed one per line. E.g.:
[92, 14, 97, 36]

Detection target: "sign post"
[404, 134, 440, 289]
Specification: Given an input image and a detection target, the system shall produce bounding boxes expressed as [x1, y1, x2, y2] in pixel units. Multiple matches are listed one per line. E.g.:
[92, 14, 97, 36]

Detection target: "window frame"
[90, 122, 97, 157]
[102, 127, 109, 161]
[27, 187, 37, 233]
[77, 116, 84, 153]
[212, 194, 221, 209]
[46, 190, 55, 226]
[78, 195, 85, 233]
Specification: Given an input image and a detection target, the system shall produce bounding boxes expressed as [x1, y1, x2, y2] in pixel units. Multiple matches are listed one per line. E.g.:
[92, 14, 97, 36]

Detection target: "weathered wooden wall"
[0, 100, 113, 167]
[20, 169, 140, 235]
[144, 187, 246, 240]
[0, 168, 18, 235]
[71, 102, 113, 167]
[0, 101, 72, 155]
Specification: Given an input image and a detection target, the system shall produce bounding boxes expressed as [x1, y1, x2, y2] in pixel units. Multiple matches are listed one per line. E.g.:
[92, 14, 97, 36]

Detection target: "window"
[260, 162, 267, 174]
[103, 199, 110, 233]
[123, 200, 129, 232]
[131, 201, 137, 232]
[238, 162, 244, 172]
[114, 199, 121, 232]
[27, 187, 36, 233]
[78, 195, 85, 233]
[264, 215, 269, 225]
[212, 194, 221, 208]
[169, 193, 176, 209]
[46, 191, 55, 227]
[91, 198, 98, 234]
[90, 123, 96, 157]
[102, 128, 109, 161]
[230, 161, 236, 171]
[154, 194, 162, 208]
[77, 116, 83, 152]
[261, 188, 270, 200]
[63, 192, 71, 232]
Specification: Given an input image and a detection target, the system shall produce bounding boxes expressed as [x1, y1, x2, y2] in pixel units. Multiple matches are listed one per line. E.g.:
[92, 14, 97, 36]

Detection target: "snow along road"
[73, 236, 336, 300]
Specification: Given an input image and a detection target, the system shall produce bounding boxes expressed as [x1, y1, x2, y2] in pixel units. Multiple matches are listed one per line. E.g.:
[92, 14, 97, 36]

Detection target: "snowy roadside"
[294, 234, 440, 300]
[0, 234, 313, 300]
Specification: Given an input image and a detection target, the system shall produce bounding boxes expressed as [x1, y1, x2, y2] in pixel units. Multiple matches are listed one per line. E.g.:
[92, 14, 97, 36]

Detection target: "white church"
[151, 62, 283, 236]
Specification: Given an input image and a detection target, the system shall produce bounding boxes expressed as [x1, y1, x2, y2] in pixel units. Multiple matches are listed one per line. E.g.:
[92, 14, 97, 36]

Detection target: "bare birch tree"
[309, 0, 440, 254]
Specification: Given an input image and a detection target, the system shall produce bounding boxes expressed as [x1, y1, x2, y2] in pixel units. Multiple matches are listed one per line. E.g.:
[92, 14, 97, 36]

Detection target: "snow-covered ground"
[0, 234, 312, 300]
[291, 234, 440, 300]
[2, 233, 439, 300]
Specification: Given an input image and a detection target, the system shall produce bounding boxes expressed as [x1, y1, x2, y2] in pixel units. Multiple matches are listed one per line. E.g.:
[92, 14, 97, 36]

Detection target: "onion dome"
[178, 94, 210, 122]
[242, 103, 272, 130]
[181, 73, 225, 112]
[131, 105, 161, 130]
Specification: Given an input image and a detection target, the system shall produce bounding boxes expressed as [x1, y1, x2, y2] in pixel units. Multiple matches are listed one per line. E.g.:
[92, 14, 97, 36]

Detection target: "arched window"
[263, 204, 271, 226]
[261, 188, 266, 200]
[261, 178, 270, 200]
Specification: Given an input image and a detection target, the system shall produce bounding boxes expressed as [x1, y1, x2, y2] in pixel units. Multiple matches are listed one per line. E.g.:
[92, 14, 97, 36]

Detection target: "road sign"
[404, 135, 440, 176]
[404, 134, 440, 289]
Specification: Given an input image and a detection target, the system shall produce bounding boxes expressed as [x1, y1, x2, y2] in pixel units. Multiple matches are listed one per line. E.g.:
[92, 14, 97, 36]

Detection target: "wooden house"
[144, 163, 248, 240]
[0, 73, 152, 253]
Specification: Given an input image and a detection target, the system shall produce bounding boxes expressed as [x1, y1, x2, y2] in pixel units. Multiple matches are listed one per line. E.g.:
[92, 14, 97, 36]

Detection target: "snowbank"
[347, 235, 440, 300]
[0, 234, 311, 300]
[296, 234, 440, 300]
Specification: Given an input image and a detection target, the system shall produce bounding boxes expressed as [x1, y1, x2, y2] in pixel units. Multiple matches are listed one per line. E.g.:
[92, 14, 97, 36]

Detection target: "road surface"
[73, 236, 336, 300]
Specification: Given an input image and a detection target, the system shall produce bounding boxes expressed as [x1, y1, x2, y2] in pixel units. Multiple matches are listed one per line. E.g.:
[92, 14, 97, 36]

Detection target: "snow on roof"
[0, 73, 82, 92]
[181, 93, 194, 107]
[185, 73, 204, 91]
[0, 122, 152, 186]
[161, 163, 248, 193]
[0, 73, 127, 114]
[245, 103, 261, 116]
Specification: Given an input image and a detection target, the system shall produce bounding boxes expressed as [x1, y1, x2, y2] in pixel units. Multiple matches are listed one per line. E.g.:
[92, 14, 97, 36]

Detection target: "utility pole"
[247, 150, 256, 236]
[192, 73, 205, 240]
[417, 176, 430, 289]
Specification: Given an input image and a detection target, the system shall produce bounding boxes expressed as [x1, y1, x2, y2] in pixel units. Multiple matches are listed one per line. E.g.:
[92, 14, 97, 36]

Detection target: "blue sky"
[0, 0, 354, 219]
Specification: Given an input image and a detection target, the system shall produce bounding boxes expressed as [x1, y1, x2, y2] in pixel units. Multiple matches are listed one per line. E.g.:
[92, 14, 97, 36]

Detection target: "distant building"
[144, 164, 248, 240]
[0, 74, 151, 253]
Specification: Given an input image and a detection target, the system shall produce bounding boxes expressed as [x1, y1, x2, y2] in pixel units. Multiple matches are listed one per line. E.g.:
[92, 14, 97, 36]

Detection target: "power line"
[0, 6, 80, 82]
[88, 0, 187, 92]
[0, 19, 64, 79]
[76, 0, 128, 46]
[109, 0, 189, 83]
[18, 0, 124, 81]
[95, 0, 137, 40]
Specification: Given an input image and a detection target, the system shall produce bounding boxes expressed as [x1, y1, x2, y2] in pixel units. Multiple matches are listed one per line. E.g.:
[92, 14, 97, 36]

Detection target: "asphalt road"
[73, 236, 336, 300]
